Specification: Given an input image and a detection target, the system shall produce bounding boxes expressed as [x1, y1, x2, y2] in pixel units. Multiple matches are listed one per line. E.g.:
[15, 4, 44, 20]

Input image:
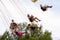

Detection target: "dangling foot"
[50, 6, 53, 8]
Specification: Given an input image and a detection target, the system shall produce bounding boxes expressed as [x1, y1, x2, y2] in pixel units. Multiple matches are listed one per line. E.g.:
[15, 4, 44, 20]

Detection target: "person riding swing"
[27, 14, 41, 30]
[10, 20, 18, 29]
[27, 14, 41, 22]
[40, 4, 52, 11]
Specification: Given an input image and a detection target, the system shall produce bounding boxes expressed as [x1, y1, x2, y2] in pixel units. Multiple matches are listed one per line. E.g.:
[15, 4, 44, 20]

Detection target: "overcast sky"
[0, 0, 60, 40]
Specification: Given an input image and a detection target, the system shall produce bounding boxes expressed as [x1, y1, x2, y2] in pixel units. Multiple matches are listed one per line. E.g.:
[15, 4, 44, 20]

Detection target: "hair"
[28, 24, 30, 26]
[27, 14, 30, 17]
[12, 19, 14, 22]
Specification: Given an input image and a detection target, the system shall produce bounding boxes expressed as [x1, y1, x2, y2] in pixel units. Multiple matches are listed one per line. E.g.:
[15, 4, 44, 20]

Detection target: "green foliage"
[0, 31, 12, 40]
[39, 30, 52, 40]
[0, 22, 52, 40]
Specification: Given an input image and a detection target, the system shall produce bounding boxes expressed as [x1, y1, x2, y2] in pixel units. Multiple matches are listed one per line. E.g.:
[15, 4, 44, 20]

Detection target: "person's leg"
[46, 5, 52, 8]
[11, 35, 16, 40]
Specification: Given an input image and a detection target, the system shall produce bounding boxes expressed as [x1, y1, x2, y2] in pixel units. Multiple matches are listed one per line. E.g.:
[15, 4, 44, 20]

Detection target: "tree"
[0, 31, 12, 40]
[39, 30, 52, 40]
[0, 22, 52, 40]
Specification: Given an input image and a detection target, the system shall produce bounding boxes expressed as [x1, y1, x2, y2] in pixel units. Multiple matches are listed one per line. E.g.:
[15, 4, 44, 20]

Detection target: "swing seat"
[31, 0, 37, 2]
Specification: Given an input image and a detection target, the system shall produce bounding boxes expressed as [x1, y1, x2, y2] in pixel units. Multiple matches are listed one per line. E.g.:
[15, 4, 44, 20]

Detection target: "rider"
[10, 19, 19, 36]
[40, 4, 52, 11]
[10, 20, 18, 29]
[27, 14, 41, 30]
[27, 14, 41, 22]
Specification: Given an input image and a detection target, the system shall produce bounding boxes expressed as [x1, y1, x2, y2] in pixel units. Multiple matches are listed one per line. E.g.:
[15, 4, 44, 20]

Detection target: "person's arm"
[27, 14, 31, 18]
[10, 23, 13, 29]
[46, 5, 52, 8]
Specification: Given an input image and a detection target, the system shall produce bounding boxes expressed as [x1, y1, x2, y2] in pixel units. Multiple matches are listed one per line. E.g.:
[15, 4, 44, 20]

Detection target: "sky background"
[0, 0, 60, 40]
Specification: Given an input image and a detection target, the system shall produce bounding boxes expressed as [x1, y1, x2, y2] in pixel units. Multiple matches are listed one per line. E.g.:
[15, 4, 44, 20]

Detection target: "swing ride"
[0, 0, 53, 40]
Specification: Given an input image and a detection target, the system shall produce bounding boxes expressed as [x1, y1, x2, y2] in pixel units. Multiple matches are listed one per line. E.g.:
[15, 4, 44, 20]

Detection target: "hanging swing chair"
[31, 0, 38, 2]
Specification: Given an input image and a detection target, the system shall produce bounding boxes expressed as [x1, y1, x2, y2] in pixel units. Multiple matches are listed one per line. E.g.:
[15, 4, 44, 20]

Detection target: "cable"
[0, 10, 6, 27]
[0, 10, 8, 27]
[0, 0, 14, 29]
[0, 0, 12, 21]
[0, 1, 8, 25]
[9, 1, 25, 20]
[15, 0, 30, 22]
[10, 0, 26, 22]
